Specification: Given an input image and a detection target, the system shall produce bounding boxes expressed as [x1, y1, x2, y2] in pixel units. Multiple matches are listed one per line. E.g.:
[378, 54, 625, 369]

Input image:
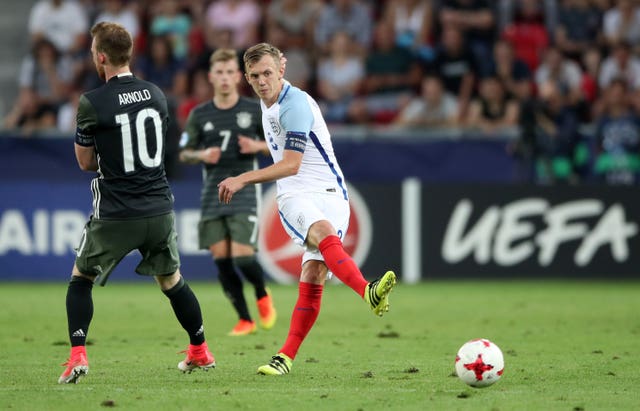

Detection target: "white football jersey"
[260, 81, 349, 200]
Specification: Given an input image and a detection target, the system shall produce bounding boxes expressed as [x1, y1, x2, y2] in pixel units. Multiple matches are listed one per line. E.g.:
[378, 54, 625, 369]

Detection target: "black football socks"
[66, 276, 94, 347]
[234, 256, 268, 299]
[163, 276, 205, 345]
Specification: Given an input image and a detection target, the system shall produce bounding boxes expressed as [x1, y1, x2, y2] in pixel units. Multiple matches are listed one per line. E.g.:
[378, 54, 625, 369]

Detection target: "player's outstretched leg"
[317, 235, 368, 296]
[364, 271, 397, 317]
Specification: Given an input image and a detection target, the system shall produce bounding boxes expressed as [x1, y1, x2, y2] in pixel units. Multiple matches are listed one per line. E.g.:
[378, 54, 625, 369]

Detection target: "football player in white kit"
[218, 43, 396, 375]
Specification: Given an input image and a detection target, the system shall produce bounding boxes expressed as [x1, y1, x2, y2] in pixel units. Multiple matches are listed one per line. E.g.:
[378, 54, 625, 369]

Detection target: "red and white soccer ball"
[455, 339, 504, 388]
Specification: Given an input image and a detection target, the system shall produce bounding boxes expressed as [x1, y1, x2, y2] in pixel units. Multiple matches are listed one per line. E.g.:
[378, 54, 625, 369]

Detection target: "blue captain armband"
[75, 128, 95, 147]
[284, 131, 307, 153]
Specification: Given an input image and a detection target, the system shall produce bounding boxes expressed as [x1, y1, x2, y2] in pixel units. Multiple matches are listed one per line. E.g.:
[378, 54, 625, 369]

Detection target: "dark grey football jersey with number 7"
[181, 96, 264, 219]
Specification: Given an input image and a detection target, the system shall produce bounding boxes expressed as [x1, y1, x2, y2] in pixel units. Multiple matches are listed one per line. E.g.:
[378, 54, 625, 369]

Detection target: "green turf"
[1, 280, 639, 410]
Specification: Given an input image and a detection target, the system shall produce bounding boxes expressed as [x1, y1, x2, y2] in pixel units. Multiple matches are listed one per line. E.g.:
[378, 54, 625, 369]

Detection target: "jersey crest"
[236, 112, 252, 129]
[268, 116, 281, 135]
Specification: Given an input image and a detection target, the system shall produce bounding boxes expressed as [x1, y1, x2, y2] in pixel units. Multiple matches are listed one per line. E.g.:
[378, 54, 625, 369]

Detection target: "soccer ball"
[455, 338, 504, 388]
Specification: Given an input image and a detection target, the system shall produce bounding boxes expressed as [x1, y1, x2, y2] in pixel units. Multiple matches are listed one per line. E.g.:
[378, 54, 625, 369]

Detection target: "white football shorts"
[276, 191, 350, 266]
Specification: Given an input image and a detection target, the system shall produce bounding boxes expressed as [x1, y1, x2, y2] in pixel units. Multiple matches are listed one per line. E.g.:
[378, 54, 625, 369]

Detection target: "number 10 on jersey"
[115, 108, 164, 173]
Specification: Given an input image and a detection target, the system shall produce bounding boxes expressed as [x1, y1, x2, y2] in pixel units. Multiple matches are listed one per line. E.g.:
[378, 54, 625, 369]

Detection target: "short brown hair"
[209, 48, 238, 68]
[243, 43, 281, 69]
[90, 22, 132, 67]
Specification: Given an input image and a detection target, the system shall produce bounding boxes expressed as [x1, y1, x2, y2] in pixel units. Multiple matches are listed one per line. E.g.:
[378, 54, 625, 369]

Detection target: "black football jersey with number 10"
[75, 73, 173, 220]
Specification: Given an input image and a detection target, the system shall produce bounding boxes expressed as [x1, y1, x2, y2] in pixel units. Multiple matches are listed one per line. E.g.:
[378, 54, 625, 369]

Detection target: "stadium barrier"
[1, 135, 637, 282]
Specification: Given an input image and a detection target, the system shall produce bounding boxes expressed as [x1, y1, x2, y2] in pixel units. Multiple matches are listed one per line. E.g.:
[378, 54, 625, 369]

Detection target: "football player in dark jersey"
[179, 48, 276, 336]
[58, 22, 215, 384]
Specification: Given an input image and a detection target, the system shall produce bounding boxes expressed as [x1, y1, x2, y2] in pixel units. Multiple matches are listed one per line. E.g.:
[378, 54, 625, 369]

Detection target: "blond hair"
[243, 43, 281, 69]
[209, 48, 238, 66]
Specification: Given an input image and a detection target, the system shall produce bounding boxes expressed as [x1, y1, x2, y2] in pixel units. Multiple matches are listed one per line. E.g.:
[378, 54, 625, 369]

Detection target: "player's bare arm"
[238, 135, 269, 155]
[179, 147, 222, 165]
[74, 144, 98, 171]
[218, 149, 302, 204]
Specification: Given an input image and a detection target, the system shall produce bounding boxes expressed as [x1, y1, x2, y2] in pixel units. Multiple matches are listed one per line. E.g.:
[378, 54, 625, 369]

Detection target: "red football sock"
[280, 282, 323, 360]
[318, 235, 368, 297]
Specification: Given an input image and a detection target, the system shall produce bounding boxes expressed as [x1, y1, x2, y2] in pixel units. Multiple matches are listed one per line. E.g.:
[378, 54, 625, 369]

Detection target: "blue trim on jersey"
[308, 131, 348, 201]
[279, 210, 305, 241]
[278, 84, 291, 105]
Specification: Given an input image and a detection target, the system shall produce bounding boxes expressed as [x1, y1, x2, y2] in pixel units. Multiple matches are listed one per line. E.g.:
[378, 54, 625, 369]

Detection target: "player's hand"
[218, 176, 245, 204]
[238, 135, 258, 154]
[201, 147, 221, 164]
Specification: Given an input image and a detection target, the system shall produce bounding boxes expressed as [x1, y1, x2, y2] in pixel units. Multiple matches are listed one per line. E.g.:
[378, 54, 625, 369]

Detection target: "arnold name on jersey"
[118, 89, 151, 105]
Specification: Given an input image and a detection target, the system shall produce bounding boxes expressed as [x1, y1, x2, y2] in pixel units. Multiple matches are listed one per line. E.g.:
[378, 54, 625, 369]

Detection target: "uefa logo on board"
[257, 184, 373, 283]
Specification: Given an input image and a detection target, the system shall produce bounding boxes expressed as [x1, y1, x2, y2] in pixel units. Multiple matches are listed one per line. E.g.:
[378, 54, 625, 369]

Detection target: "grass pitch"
[1, 280, 639, 411]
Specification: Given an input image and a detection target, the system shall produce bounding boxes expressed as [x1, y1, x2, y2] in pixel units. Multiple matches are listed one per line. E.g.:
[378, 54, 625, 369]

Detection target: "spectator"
[4, 39, 73, 134]
[510, 73, 538, 182]
[264, 1, 319, 91]
[316, 31, 365, 123]
[178, 0, 210, 63]
[3, 91, 56, 135]
[176, 69, 212, 130]
[265, 0, 318, 89]
[533, 81, 585, 184]
[501, 0, 550, 72]
[598, 41, 640, 90]
[191, 28, 235, 75]
[27, 0, 89, 56]
[426, 25, 476, 119]
[134, 34, 188, 100]
[439, 0, 496, 74]
[535, 46, 584, 107]
[393, 74, 459, 128]
[593, 78, 640, 185]
[602, 0, 640, 48]
[132, 32, 187, 178]
[466, 76, 519, 134]
[94, 0, 141, 43]
[498, 0, 558, 35]
[149, 0, 192, 61]
[314, 0, 373, 57]
[484, 39, 531, 98]
[554, 0, 603, 61]
[348, 20, 421, 124]
[381, 0, 434, 59]
[581, 48, 602, 113]
[266, 0, 321, 50]
[57, 86, 82, 133]
[204, 0, 262, 51]
[264, 23, 312, 91]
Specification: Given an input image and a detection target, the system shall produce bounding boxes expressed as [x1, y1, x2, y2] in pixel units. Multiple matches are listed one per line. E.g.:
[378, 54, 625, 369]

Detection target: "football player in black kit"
[58, 22, 215, 384]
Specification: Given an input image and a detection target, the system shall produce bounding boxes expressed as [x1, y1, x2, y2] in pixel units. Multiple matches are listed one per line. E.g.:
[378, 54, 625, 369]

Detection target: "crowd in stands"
[4, 0, 640, 185]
